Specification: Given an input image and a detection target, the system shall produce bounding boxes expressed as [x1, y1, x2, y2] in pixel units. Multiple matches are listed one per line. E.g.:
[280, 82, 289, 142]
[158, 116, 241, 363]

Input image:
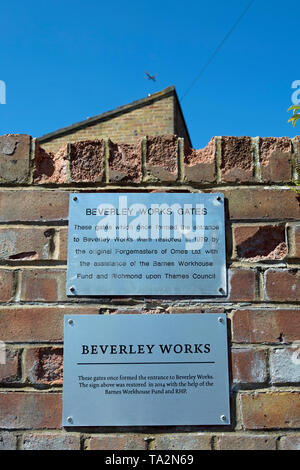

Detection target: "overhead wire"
[180, 0, 255, 102]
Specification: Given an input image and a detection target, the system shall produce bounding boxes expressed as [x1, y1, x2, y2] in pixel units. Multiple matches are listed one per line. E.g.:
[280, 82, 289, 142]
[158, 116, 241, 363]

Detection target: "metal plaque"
[66, 193, 226, 296]
[62, 314, 230, 426]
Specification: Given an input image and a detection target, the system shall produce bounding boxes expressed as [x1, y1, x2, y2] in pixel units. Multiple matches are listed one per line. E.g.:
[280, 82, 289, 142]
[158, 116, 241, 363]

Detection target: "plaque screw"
[220, 415, 226, 422]
[67, 416, 73, 424]
[218, 287, 224, 294]
[69, 286, 75, 293]
[68, 319, 74, 325]
[73, 196, 78, 201]
[216, 196, 222, 202]
[218, 316, 223, 324]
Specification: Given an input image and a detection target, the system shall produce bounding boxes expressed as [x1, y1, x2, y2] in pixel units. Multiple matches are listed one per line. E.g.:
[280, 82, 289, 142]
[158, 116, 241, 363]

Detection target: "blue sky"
[0, 0, 299, 149]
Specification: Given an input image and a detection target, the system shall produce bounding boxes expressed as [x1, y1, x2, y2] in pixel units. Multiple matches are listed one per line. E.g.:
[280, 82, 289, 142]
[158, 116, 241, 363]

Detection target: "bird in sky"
[145, 71, 157, 82]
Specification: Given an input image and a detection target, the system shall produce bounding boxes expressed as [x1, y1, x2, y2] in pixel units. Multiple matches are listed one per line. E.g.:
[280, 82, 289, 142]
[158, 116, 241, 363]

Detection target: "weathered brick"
[232, 309, 300, 344]
[0, 269, 14, 302]
[221, 136, 254, 182]
[279, 434, 300, 450]
[216, 188, 300, 220]
[145, 135, 178, 182]
[23, 432, 80, 450]
[87, 434, 146, 450]
[216, 433, 276, 450]
[240, 392, 300, 429]
[260, 137, 292, 182]
[108, 139, 141, 183]
[231, 348, 267, 384]
[34, 142, 68, 184]
[0, 348, 20, 383]
[0, 227, 57, 261]
[167, 306, 225, 314]
[184, 138, 215, 183]
[270, 346, 300, 383]
[0, 190, 69, 222]
[0, 134, 31, 184]
[233, 225, 287, 260]
[154, 434, 211, 450]
[20, 269, 66, 302]
[108, 307, 144, 315]
[265, 269, 300, 301]
[58, 227, 68, 261]
[228, 269, 256, 301]
[290, 225, 300, 258]
[25, 347, 63, 386]
[0, 306, 99, 343]
[0, 392, 62, 429]
[70, 140, 104, 182]
[0, 432, 17, 450]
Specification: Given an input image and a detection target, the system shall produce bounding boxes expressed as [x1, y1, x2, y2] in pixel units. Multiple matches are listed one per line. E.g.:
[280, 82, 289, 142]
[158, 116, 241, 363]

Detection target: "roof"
[38, 85, 192, 147]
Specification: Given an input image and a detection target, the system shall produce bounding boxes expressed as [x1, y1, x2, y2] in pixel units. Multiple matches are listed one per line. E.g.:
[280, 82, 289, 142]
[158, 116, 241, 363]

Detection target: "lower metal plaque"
[62, 314, 230, 426]
[66, 192, 227, 296]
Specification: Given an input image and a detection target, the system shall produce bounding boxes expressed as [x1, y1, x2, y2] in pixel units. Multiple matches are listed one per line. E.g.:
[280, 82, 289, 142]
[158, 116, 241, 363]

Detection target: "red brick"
[70, 140, 104, 182]
[0, 348, 20, 384]
[34, 142, 68, 184]
[260, 137, 292, 182]
[233, 225, 287, 260]
[87, 434, 146, 450]
[0, 269, 14, 302]
[23, 432, 80, 450]
[108, 139, 141, 183]
[0, 432, 17, 450]
[216, 188, 300, 220]
[265, 269, 300, 301]
[228, 269, 256, 301]
[0, 134, 31, 184]
[221, 136, 254, 182]
[0, 306, 99, 343]
[232, 309, 300, 344]
[241, 392, 300, 429]
[231, 348, 267, 384]
[216, 433, 276, 450]
[146, 135, 178, 182]
[0, 227, 57, 261]
[25, 347, 63, 386]
[20, 269, 66, 302]
[154, 434, 211, 450]
[0, 190, 69, 222]
[184, 138, 215, 183]
[0, 392, 62, 429]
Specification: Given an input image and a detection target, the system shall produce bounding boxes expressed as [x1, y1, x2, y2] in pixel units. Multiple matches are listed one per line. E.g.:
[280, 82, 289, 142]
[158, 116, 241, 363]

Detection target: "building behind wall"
[38, 86, 192, 154]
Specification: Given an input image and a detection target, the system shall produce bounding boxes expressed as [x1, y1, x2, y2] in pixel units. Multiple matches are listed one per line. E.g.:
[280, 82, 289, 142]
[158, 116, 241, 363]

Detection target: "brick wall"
[1, 133, 300, 450]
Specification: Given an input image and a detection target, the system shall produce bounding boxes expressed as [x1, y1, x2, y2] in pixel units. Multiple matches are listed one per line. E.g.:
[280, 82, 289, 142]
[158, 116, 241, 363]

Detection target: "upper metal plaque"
[66, 193, 227, 296]
[62, 314, 230, 427]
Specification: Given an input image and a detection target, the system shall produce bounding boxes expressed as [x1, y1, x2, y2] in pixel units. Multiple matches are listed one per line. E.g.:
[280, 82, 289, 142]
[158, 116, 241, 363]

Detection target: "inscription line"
[77, 361, 216, 365]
